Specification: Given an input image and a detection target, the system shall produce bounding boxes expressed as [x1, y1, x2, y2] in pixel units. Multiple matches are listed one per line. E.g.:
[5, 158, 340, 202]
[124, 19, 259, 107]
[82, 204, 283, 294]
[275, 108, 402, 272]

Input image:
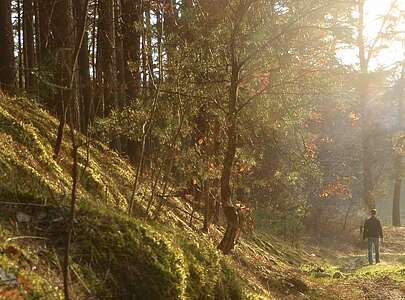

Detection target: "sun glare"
[338, 0, 405, 69]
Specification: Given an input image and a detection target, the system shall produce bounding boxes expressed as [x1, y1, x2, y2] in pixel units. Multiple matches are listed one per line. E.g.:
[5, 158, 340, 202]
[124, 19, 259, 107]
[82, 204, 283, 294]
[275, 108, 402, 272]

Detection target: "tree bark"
[0, 0, 16, 91]
[17, 0, 24, 89]
[52, 0, 74, 159]
[97, 0, 116, 116]
[392, 169, 401, 226]
[202, 181, 213, 232]
[164, 0, 176, 67]
[392, 63, 405, 227]
[74, 0, 93, 132]
[122, 0, 141, 99]
[23, 0, 35, 92]
[218, 36, 240, 254]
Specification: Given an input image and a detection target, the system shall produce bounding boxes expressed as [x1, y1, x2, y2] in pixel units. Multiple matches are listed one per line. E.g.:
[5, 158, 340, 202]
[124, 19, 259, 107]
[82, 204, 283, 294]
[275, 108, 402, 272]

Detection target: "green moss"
[0, 94, 257, 299]
[215, 261, 244, 300]
[0, 188, 45, 205]
[70, 206, 187, 299]
[352, 264, 405, 281]
[180, 237, 222, 299]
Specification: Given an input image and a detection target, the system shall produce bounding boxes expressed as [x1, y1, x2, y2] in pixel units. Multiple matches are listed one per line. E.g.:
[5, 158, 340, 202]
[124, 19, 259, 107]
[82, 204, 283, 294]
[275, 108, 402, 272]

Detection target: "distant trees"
[0, 0, 15, 91]
[353, 0, 401, 211]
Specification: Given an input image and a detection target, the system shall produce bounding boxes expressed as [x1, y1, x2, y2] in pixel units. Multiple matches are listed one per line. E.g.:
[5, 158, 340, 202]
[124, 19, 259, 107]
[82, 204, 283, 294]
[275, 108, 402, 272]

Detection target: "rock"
[286, 276, 309, 293]
[0, 267, 17, 286]
[333, 271, 343, 279]
[16, 212, 31, 223]
[35, 211, 47, 220]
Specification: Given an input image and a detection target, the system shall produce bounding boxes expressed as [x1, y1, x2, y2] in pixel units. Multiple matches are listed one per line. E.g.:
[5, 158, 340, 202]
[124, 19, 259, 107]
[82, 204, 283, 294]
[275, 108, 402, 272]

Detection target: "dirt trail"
[303, 228, 405, 300]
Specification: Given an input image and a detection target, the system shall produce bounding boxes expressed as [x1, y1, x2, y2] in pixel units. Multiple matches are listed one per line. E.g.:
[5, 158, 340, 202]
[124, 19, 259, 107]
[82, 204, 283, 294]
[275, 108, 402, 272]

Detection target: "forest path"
[302, 228, 405, 299]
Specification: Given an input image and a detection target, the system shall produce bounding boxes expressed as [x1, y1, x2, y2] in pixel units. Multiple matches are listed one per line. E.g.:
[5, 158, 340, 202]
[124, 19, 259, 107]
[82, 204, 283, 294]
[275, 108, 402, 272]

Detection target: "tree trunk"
[145, 8, 154, 83]
[392, 63, 405, 227]
[74, 0, 92, 132]
[122, 0, 141, 99]
[164, 0, 176, 68]
[218, 41, 240, 255]
[0, 0, 16, 91]
[392, 170, 401, 227]
[121, 0, 141, 158]
[38, 0, 51, 56]
[97, 0, 116, 116]
[52, 0, 74, 159]
[23, 0, 35, 92]
[17, 0, 24, 89]
[202, 181, 213, 232]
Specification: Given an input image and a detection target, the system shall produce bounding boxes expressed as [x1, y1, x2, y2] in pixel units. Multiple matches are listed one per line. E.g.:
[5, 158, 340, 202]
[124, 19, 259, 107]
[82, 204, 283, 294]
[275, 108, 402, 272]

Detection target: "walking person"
[363, 209, 383, 265]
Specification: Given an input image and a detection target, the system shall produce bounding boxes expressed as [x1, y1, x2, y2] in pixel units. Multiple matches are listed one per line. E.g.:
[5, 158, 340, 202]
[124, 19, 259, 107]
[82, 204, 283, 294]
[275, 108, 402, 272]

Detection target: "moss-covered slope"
[0, 94, 273, 299]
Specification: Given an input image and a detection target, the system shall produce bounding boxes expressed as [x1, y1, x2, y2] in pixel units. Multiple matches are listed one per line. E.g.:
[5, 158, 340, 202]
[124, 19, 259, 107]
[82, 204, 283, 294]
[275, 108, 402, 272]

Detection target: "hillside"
[0, 94, 405, 300]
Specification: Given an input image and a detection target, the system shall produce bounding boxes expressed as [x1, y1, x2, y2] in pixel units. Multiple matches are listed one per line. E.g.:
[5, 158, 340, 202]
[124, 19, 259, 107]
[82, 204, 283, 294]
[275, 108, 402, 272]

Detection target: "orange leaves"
[320, 182, 351, 199]
[306, 142, 318, 159]
[0, 287, 24, 300]
[349, 111, 360, 127]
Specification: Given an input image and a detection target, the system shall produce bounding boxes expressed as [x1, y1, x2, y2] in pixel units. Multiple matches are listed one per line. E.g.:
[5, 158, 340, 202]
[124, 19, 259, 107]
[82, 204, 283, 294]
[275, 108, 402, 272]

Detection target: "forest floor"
[297, 227, 405, 300]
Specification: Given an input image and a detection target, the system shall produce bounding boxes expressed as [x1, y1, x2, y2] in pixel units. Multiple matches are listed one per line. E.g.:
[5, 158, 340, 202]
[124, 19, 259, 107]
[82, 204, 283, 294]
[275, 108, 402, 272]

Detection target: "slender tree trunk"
[115, 0, 126, 104]
[392, 63, 405, 227]
[202, 181, 212, 232]
[17, 0, 24, 89]
[62, 0, 76, 294]
[23, 0, 35, 92]
[63, 130, 78, 300]
[38, 0, 51, 56]
[218, 37, 240, 254]
[0, 0, 16, 91]
[61, 1, 87, 296]
[121, 0, 141, 157]
[164, 0, 176, 69]
[145, 8, 154, 84]
[392, 170, 401, 226]
[37, 0, 53, 106]
[141, 8, 148, 95]
[90, 0, 98, 121]
[52, 0, 74, 159]
[74, 0, 92, 132]
[97, 0, 116, 116]
[122, 0, 141, 99]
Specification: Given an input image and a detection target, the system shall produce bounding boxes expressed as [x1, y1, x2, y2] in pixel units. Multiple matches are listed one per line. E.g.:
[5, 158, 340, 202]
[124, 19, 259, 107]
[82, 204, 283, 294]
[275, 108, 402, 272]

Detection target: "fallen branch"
[5, 236, 49, 242]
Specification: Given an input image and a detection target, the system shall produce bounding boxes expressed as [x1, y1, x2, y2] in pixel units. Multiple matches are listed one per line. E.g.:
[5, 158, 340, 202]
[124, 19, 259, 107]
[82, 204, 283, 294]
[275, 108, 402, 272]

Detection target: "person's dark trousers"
[367, 238, 380, 264]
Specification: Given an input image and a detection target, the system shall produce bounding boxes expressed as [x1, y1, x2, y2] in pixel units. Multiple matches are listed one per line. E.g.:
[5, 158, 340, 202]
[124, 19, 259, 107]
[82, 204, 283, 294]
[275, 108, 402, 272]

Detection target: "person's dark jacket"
[363, 216, 383, 240]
